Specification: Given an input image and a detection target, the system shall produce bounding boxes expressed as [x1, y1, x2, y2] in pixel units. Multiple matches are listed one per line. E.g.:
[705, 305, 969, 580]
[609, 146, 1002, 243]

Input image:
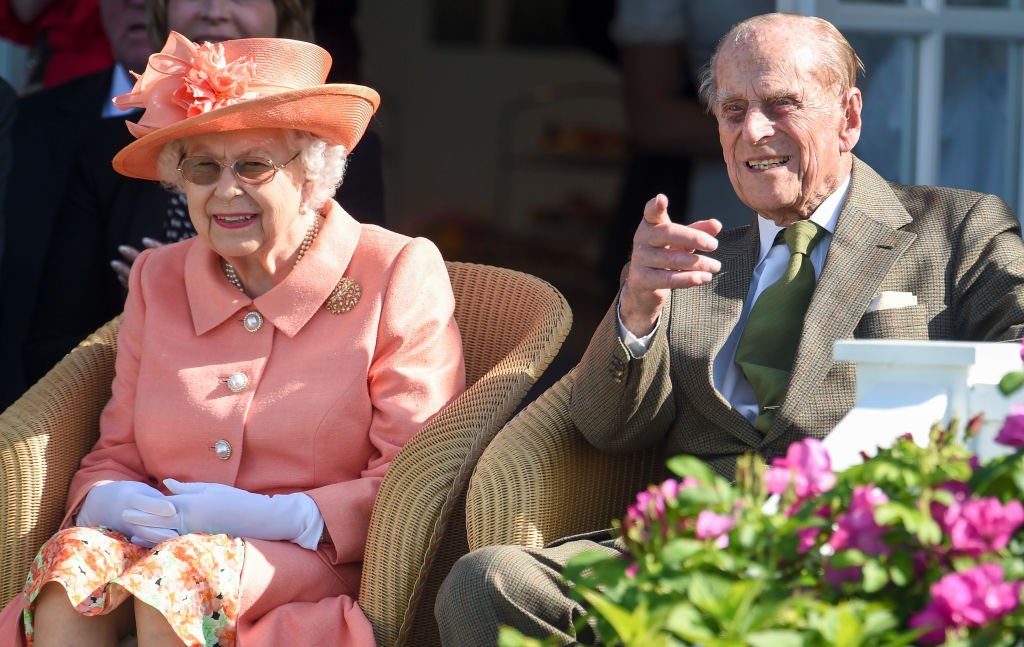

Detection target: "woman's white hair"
[155, 130, 349, 212]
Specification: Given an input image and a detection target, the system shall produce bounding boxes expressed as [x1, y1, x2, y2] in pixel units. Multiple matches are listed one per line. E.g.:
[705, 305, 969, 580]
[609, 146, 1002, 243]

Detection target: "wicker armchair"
[464, 371, 661, 551]
[0, 261, 572, 647]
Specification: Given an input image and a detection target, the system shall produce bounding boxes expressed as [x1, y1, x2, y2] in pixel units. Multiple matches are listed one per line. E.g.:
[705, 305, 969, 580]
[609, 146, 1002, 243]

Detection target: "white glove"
[76, 480, 179, 548]
[156, 478, 324, 550]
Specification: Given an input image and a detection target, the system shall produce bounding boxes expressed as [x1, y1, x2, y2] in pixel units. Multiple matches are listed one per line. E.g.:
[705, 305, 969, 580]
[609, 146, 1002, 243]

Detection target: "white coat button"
[226, 372, 249, 393]
[243, 311, 264, 333]
[213, 439, 232, 460]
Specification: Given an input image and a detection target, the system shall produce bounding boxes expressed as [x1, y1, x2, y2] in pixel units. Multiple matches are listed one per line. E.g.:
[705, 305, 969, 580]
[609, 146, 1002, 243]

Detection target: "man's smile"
[746, 156, 792, 170]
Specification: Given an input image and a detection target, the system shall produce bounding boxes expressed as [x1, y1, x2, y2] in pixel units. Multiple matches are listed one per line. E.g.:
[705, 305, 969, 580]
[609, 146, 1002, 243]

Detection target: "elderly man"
[435, 12, 1024, 645]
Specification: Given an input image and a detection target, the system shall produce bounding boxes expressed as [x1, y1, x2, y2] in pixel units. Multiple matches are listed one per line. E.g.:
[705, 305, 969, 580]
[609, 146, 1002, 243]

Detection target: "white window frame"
[777, 0, 1024, 212]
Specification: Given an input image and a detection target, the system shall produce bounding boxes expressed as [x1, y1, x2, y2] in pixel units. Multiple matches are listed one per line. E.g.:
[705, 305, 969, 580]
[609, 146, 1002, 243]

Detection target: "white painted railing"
[823, 340, 1024, 471]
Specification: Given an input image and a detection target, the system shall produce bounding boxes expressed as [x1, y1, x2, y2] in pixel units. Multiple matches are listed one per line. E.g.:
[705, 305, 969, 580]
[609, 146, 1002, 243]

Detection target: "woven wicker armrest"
[359, 262, 572, 647]
[465, 371, 661, 551]
[0, 316, 121, 606]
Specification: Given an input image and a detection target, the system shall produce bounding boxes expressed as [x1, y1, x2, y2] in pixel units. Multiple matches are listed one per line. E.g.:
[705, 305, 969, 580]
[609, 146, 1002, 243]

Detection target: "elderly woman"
[0, 32, 464, 647]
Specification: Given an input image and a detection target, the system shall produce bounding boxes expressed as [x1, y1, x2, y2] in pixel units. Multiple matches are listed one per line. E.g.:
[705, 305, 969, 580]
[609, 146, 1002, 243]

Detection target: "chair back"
[359, 261, 571, 646]
[465, 371, 660, 551]
[0, 318, 119, 605]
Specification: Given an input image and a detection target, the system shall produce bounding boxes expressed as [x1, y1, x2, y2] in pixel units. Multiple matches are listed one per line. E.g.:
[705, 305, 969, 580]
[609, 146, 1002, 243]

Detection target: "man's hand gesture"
[620, 194, 723, 336]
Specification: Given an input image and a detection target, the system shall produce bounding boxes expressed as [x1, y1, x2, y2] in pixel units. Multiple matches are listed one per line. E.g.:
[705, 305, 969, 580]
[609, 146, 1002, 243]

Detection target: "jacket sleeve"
[305, 238, 466, 565]
[62, 248, 156, 525]
[570, 290, 677, 453]
[952, 193, 1024, 342]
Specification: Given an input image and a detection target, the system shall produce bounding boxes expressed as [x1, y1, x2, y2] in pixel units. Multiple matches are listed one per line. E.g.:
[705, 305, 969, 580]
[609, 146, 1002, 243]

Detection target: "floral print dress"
[22, 526, 244, 647]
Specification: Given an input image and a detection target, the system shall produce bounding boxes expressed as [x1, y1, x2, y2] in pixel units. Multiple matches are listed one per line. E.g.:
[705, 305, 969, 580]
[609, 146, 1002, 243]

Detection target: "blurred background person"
[0, 77, 13, 273]
[596, 0, 770, 296]
[0, 0, 152, 409]
[0, 0, 113, 90]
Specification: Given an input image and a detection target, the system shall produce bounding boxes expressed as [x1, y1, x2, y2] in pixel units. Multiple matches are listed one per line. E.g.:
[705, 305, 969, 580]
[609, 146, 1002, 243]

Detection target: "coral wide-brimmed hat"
[112, 32, 380, 181]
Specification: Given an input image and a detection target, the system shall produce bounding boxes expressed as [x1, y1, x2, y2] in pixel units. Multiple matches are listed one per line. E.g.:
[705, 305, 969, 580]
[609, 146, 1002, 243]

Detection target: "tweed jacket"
[571, 157, 1024, 478]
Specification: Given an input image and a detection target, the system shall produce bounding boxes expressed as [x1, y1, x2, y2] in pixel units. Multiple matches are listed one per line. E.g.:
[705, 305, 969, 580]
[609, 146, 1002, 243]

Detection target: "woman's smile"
[213, 213, 258, 229]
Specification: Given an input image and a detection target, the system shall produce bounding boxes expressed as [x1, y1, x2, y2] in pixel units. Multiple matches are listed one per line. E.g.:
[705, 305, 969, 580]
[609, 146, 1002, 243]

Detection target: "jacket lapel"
[763, 157, 917, 445]
[681, 218, 764, 446]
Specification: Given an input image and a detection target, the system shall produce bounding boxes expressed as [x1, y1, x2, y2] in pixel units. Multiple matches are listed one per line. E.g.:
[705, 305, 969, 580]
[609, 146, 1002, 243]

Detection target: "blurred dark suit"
[0, 77, 15, 274]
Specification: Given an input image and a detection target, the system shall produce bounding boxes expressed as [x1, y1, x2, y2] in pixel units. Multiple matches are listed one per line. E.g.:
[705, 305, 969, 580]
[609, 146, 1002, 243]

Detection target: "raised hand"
[620, 194, 723, 336]
[111, 237, 164, 288]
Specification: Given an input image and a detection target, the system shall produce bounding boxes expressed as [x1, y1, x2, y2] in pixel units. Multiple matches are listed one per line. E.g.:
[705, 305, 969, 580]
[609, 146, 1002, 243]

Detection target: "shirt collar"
[103, 64, 135, 118]
[186, 200, 362, 337]
[755, 174, 851, 265]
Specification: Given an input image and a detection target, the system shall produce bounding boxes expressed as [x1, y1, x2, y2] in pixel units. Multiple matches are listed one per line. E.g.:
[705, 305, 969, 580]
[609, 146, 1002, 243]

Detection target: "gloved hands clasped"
[76, 480, 179, 548]
[77, 479, 324, 550]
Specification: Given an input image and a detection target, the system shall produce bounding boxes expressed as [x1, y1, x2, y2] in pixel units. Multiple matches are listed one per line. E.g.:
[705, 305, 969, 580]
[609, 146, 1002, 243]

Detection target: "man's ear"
[839, 87, 863, 153]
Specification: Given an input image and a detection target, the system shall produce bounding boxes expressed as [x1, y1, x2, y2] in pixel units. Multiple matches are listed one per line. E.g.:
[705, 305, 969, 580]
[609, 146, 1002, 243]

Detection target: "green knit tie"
[735, 220, 827, 433]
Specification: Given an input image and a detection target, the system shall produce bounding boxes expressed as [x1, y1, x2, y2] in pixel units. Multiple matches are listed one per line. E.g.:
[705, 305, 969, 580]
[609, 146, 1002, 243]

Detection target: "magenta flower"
[695, 510, 735, 548]
[796, 527, 819, 554]
[622, 477, 700, 542]
[996, 404, 1024, 448]
[909, 564, 1022, 644]
[765, 438, 836, 501]
[936, 496, 1024, 557]
[824, 486, 890, 585]
[829, 485, 890, 555]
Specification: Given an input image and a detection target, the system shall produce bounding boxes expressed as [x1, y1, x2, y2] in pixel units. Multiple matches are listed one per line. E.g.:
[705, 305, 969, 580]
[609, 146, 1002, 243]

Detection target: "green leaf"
[862, 560, 889, 593]
[660, 538, 704, 568]
[729, 592, 792, 635]
[970, 452, 1024, 498]
[498, 626, 559, 647]
[859, 608, 899, 637]
[565, 549, 623, 572]
[999, 370, 1024, 395]
[889, 550, 913, 587]
[576, 587, 642, 643]
[744, 629, 808, 647]
[686, 572, 733, 618]
[564, 550, 626, 588]
[829, 549, 867, 568]
[665, 455, 725, 489]
[664, 603, 715, 642]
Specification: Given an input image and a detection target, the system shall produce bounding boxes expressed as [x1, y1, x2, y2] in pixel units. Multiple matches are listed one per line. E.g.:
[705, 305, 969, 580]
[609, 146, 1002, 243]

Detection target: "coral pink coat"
[0, 202, 465, 645]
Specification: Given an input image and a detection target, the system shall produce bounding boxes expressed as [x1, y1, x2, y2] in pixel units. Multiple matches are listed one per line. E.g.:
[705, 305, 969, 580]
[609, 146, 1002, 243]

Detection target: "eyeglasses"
[177, 152, 300, 185]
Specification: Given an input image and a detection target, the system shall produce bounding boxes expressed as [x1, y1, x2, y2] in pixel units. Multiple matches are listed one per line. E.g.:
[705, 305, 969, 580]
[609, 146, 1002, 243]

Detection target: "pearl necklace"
[221, 215, 321, 293]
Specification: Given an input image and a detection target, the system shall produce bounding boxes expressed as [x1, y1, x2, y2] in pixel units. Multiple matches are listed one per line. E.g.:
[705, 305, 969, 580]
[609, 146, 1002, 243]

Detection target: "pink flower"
[622, 477, 700, 542]
[765, 438, 836, 501]
[829, 485, 890, 556]
[996, 404, 1024, 448]
[823, 486, 890, 585]
[695, 510, 735, 548]
[909, 564, 1022, 644]
[796, 527, 819, 554]
[937, 496, 1024, 557]
[172, 42, 257, 117]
